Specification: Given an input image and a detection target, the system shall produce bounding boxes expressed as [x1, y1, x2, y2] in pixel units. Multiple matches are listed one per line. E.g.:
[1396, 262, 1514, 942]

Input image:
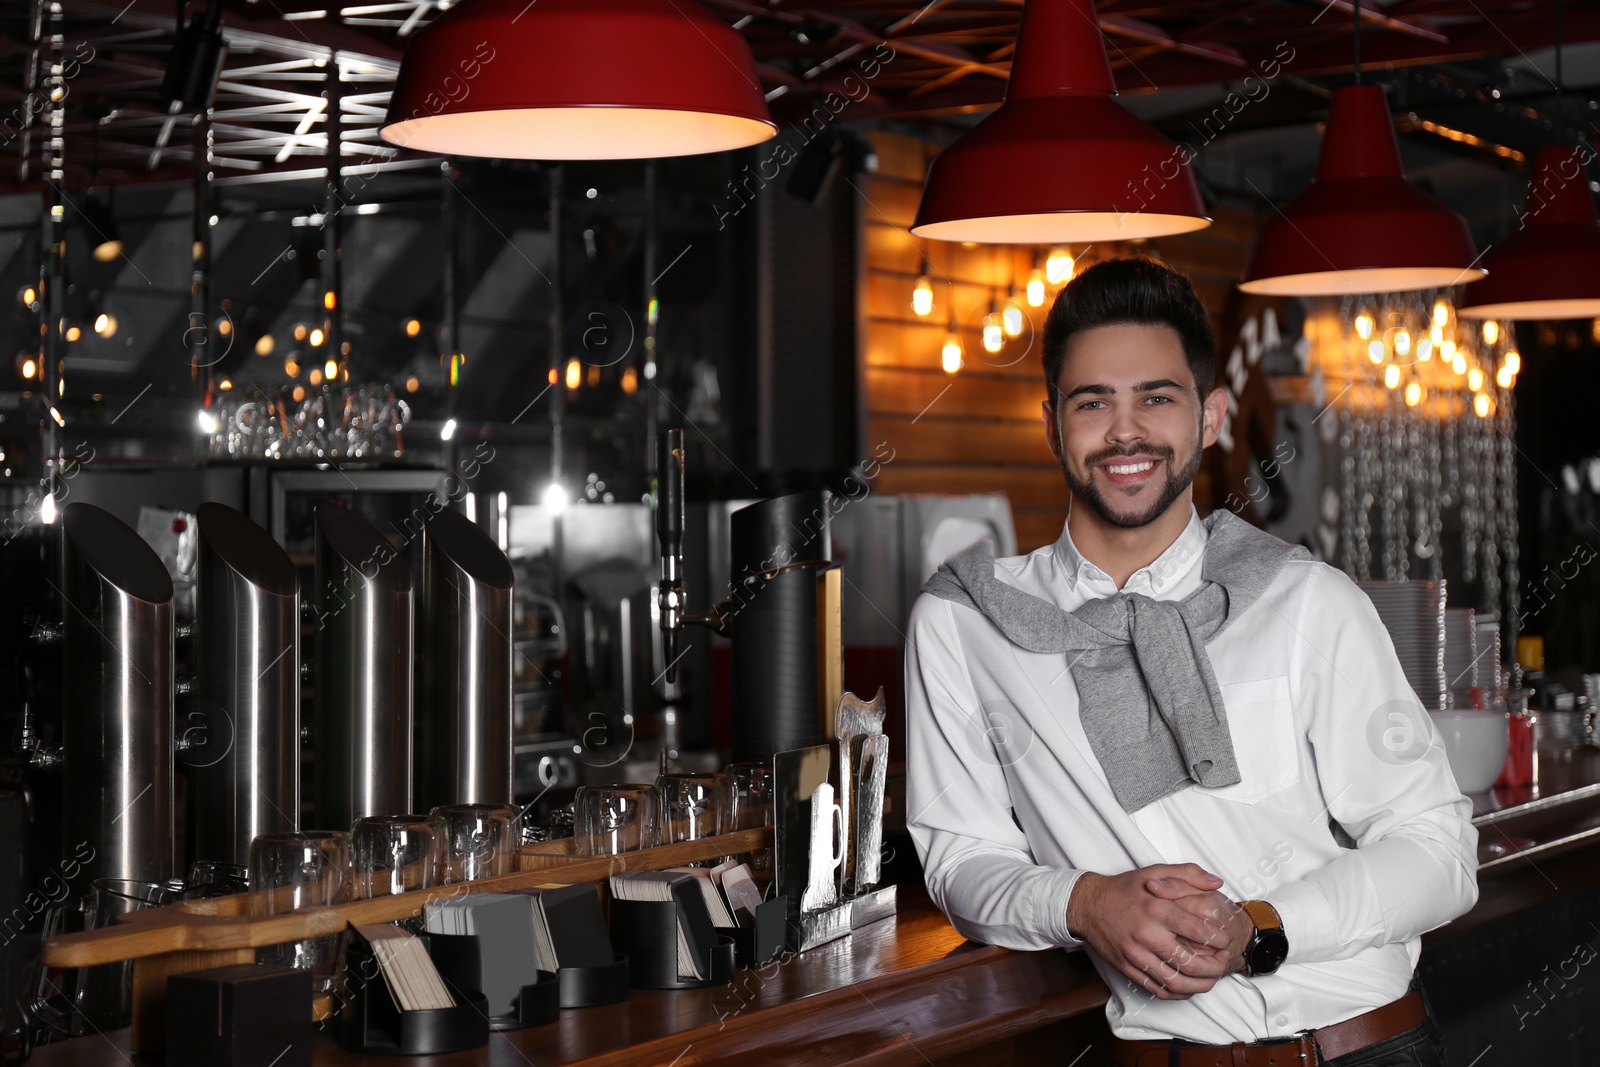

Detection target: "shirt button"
[1276, 1014, 1289, 1027]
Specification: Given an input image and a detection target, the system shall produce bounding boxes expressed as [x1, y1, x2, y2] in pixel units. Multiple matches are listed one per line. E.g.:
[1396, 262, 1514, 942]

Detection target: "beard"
[1058, 419, 1205, 530]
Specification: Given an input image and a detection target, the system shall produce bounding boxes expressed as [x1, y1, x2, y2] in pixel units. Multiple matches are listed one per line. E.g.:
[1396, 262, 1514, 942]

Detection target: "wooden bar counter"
[28, 751, 1600, 1066]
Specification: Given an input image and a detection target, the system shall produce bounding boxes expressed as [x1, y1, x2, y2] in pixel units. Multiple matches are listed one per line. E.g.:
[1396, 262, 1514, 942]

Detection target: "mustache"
[1084, 444, 1175, 468]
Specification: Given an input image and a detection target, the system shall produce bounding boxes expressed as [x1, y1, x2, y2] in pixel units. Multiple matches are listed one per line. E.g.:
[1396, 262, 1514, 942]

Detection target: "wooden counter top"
[25, 892, 1106, 1067]
[27, 751, 1600, 1066]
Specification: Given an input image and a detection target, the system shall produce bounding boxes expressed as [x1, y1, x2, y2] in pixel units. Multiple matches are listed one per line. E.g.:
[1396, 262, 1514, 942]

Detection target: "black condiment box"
[165, 963, 313, 1067]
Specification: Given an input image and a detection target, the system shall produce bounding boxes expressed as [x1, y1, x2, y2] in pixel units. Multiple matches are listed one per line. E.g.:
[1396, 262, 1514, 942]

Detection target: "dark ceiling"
[2, 0, 1598, 192]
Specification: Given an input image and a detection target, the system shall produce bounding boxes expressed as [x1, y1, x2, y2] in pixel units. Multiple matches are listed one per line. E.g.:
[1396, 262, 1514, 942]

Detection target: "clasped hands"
[1065, 863, 1255, 1000]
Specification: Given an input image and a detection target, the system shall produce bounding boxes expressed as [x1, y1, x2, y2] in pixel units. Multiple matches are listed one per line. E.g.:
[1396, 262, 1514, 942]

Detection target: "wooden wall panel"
[860, 128, 1266, 552]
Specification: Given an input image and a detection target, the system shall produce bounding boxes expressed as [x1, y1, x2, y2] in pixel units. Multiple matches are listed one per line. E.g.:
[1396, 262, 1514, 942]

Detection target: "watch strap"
[1240, 899, 1282, 932]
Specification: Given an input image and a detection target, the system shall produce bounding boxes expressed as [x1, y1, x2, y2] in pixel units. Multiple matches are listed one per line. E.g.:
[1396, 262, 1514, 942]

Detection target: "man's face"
[1040, 323, 1225, 530]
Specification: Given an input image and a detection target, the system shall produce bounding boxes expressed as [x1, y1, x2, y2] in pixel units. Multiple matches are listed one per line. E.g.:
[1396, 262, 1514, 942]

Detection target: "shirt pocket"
[1201, 676, 1300, 804]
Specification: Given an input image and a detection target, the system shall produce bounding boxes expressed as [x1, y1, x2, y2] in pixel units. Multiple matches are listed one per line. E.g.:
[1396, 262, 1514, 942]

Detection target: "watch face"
[1249, 928, 1289, 976]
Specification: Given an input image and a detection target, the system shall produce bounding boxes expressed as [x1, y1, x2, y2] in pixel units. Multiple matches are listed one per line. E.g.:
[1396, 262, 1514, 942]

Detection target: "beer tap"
[655, 428, 730, 685]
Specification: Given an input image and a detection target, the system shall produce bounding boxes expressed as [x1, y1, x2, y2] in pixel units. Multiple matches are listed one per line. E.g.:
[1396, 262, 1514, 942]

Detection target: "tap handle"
[656, 429, 687, 683]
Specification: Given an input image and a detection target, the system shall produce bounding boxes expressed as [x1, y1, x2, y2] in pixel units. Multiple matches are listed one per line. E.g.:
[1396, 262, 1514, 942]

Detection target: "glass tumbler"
[351, 814, 446, 899]
[575, 785, 659, 856]
[430, 803, 519, 883]
[657, 772, 733, 845]
[247, 830, 351, 992]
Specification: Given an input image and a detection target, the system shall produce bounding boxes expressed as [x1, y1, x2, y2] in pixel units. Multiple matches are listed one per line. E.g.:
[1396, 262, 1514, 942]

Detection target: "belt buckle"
[1293, 1030, 1321, 1065]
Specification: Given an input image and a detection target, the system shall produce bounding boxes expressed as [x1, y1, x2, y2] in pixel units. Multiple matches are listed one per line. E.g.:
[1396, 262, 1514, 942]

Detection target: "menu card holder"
[608, 899, 736, 989]
[556, 952, 632, 1008]
[339, 929, 489, 1056]
[728, 897, 788, 968]
[424, 931, 560, 1031]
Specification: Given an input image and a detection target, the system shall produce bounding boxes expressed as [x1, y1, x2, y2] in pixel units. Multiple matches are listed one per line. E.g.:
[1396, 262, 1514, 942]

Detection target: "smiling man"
[905, 258, 1477, 1066]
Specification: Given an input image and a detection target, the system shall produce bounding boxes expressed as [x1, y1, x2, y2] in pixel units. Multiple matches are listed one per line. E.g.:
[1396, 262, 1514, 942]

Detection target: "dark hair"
[1040, 257, 1216, 403]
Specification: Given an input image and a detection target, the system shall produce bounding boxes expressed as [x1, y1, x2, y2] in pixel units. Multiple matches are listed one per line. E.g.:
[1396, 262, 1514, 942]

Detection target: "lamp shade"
[1457, 146, 1600, 320]
[910, 0, 1210, 243]
[380, 0, 776, 160]
[1240, 85, 1484, 296]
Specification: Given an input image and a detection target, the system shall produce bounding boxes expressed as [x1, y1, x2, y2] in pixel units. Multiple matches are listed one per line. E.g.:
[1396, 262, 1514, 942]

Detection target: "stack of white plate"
[1357, 580, 1447, 710]
[1444, 607, 1478, 693]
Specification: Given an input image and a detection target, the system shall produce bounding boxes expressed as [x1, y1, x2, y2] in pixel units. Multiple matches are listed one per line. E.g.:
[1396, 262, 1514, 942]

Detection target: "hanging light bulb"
[1384, 364, 1401, 389]
[1026, 264, 1047, 307]
[1045, 247, 1075, 285]
[1467, 366, 1485, 392]
[911, 270, 934, 317]
[1003, 290, 1024, 337]
[565, 358, 582, 389]
[1354, 311, 1375, 340]
[1451, 353, 1467, 375]
[197, 408, 219, 434]
[1392, 328, 1411, 357]
[982, 302, 1005, 354]
[1429, 324, 1445, 347]
[941, 319, 963, 374]
[1368, 340, 1385, 364]
[1474, 392, 1494, 418]
[1433, 301, 1450, 327]
[324, 358, 339, 380]
[309, 326, 325, 347]
[1404, 380, 1423, 407]
[1496, 364, 1515, 389]
[1504, 350, 1521, 375]
[39, 492, 56, 525]
[1482, 320, 1499, 346]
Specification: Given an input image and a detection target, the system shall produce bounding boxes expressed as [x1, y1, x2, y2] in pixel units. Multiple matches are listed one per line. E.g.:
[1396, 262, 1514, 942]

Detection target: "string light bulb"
[1433, 301, 1450, 327]
[1474, 392, 1493, 418]
[1367, 340, 1385, 364]
[1496, 365, 1515, 389]
[1392, 329, 1410, 357]
[1003, 290, 1024, 337]
[982, 300, 1005, 354]
[324, 358, 339, 379]
[1467, 366, 1484, 392]
[1504, 350, 1521, 375]
[1482, 320, 1499, 346]
[1026, 265, 1046, 307]
[309, 327, 325, 347]
[1045, 247, 1074, 285]
[941, 319, 963, 374]
[1383, 364, 1401, 389]
[1404, 381, 1423, 407]
[911, 270, 934, 317]
[565, 358, 582, 389]
[1354, 311, 1375, 340]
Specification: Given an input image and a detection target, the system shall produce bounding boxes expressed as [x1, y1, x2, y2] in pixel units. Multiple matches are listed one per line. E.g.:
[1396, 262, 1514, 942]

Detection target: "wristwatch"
[1240, 900, 1288, 977]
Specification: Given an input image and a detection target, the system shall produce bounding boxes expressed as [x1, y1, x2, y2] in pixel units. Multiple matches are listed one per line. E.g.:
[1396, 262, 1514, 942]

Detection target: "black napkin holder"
[339, 929, 490, 1055]
[557, 952, 632, 1008]
[424, 930, 560, 1030]
[729, 897, 788, 967]
[609, 899, 736, 989]
[165, 963, 312, 1067]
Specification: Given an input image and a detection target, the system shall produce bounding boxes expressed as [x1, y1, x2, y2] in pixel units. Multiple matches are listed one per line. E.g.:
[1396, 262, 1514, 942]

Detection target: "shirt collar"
[1053, 506, 1208, 595]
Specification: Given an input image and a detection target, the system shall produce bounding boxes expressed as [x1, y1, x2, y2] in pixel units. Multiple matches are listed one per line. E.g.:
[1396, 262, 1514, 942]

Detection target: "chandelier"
[1324, 291, 1520, 634]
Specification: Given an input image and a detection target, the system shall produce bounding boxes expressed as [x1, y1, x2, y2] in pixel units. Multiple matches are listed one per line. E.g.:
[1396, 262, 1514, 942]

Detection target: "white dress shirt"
[905, 509, 1478, 1043]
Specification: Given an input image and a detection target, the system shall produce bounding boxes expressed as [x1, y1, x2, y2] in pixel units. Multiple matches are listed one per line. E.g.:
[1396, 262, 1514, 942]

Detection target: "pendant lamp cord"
[1352, 0, 1363, 85]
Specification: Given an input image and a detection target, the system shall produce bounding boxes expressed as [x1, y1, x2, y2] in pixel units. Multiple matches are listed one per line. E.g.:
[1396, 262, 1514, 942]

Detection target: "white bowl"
[1428, 710, 1509, 793]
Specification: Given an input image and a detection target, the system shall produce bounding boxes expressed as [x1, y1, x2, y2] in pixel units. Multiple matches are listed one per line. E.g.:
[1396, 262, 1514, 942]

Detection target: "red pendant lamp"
[1457, 147, 1600, 319]
[380, 0, 776, 160]
[1239, 85, 1484, 295]
[910, 0, 1210, 244]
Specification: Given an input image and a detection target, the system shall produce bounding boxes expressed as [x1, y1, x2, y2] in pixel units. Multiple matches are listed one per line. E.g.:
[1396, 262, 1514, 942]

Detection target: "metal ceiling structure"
[1, 0, 1597, 192]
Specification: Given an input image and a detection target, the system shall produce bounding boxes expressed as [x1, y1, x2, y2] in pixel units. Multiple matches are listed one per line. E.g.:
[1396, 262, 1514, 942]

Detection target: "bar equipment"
[313, 503, 414, 829]
[193, 503, 300, 866]
[653, 429, 841, 762]
[350, 815, 446, 899]
[430, 803, 516, 882]
[61, 503, 176, 889]
[655, 772, 731, 845]
[575, 785, 659, 856]
[248, 831, 351, 993]
[417, 506, 514, 812]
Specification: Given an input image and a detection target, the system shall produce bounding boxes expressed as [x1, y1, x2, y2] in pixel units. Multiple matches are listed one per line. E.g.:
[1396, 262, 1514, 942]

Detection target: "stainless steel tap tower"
[61, 503, 175, 886]
[417, 506, 514, 811]
[313, 503, 414, 829]
[193, 503, 301, 864]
